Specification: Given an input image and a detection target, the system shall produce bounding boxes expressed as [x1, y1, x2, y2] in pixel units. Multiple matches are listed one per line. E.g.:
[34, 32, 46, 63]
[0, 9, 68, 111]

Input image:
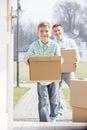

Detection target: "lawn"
[14, 62, 30, 107]
[14, 87, 30, 107]
[14, 62, 29, 82]
[61, 88, 71, 108]
[75, 62, 87, 79]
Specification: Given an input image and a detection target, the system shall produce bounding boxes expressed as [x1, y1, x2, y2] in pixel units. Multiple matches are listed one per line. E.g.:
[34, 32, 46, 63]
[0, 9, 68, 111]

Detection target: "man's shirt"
[54, 36, 78, 49]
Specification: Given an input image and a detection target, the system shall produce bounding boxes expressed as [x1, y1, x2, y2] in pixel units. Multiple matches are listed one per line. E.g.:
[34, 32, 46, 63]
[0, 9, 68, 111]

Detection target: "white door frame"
[0, 0, 13, 130]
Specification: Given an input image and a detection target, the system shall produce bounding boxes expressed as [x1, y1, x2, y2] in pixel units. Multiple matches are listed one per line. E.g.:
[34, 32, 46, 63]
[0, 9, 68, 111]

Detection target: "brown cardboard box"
[29, 56, 61, 81]
[70, 79, 87, 122]
[61, 49, 76, 72]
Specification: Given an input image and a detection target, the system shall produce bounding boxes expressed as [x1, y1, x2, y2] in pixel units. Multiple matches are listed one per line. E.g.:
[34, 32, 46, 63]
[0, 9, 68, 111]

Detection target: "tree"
[14, 21, 38, 61]
[77, 2, 87, 40]
[23, 21, 38, 44]
[53, 1, 81, 33]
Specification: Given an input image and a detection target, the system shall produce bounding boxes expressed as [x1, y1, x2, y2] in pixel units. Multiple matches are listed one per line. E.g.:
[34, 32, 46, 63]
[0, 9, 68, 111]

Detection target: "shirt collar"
[62, 36, 66, 42]
[56, 36, 66, 42]
[38, 39, 50, 47]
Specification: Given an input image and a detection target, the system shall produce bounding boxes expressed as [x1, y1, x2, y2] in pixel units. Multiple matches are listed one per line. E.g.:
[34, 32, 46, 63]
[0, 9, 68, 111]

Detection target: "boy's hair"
[52, 24, 62, 30]
[38, 22, 51, 30]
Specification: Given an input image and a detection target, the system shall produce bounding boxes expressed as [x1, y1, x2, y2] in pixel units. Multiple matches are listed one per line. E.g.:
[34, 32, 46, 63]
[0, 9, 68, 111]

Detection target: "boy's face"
[53, 26, 64, 39]
[38, 26, 51, 44]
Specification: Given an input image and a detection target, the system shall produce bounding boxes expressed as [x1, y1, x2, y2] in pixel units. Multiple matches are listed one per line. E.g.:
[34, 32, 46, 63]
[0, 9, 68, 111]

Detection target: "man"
[52, 24, 80, 113]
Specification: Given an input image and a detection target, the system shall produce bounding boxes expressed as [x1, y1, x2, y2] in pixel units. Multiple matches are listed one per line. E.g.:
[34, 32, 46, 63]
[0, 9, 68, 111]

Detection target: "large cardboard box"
[61, 49, 77, 72]
[29, 56, 61, 81]
[70, 79, 87, 122]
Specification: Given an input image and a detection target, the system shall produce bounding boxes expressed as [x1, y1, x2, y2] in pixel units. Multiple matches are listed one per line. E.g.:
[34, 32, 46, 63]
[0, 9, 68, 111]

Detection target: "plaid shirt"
[24, 39, 61, 58]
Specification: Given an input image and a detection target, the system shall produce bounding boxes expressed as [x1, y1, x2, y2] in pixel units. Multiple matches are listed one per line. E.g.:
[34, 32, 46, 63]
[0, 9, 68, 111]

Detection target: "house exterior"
[65, 33, 87, 62]
[76, 39, 87, 61]
[18, 43, 29, 62]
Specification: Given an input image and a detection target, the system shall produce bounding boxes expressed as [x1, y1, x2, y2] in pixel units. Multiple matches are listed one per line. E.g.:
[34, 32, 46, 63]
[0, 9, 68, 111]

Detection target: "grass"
[14, 87, 30, 107]
[61, 88, 71, 108]
[75, 62, 87, 79]
[14, 62, 29, 82]
[13, 62, 30, 107]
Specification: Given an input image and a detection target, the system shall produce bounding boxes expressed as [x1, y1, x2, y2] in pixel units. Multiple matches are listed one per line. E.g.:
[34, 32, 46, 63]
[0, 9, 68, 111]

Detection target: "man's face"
[53, 26, 64, 38]
[38, 26, 51, 44]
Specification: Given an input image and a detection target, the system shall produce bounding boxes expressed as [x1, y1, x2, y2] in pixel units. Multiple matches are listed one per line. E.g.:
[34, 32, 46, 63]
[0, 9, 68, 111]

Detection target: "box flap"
[70, 79, 87, 108]
[29, 56, 61, 62]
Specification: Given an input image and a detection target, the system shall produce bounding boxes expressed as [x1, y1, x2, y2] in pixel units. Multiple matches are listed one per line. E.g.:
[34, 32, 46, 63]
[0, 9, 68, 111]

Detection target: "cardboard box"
[61, 49, 76, 72]
[29, 56, 61, 81]
[70, 79, 87, 122]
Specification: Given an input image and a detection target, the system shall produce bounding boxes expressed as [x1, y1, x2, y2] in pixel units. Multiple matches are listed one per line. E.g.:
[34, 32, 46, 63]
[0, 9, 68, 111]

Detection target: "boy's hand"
[24, 58, 29, 65]
[61, 57, 64, 64]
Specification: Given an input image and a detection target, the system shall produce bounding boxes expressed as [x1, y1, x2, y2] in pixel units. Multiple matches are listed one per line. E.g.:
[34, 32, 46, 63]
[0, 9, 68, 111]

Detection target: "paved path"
[14, 82, 72, 122]
[13, 83, 87, 130]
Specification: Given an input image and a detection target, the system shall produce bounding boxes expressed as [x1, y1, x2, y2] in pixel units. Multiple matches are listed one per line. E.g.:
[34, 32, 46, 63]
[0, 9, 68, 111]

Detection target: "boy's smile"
[38, 26, 51, 44]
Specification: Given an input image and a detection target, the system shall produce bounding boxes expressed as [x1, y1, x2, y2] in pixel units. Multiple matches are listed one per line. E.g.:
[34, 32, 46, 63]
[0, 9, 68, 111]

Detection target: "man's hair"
[38, 22, 51, 30]
[52, 24, 62, 30]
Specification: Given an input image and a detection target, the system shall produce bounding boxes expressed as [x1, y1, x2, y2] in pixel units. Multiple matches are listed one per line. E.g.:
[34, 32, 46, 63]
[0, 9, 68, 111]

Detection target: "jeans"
[37, 82, 59, 122]
[59, 72, 76, 88]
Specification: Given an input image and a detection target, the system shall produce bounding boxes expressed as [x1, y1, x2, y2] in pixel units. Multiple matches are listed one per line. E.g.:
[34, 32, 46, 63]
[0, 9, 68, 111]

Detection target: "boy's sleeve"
[24, 44, 35, 59]
[55, 44, 61, 56]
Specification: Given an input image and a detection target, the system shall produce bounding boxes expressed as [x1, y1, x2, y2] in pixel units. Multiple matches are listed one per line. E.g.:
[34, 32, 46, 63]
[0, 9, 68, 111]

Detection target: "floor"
[13, 121, 87, 130]
[13, 83, 87, 130]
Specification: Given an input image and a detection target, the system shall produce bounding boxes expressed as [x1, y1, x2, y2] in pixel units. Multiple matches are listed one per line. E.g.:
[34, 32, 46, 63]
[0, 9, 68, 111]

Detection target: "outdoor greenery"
[14, 62, 29, 82]
[14, 1, 87, 61]
[61, 88, 71, 108]
[14, 87, 30, 107]
[53, 1, 87, 39]
[75, 62, 87, 79]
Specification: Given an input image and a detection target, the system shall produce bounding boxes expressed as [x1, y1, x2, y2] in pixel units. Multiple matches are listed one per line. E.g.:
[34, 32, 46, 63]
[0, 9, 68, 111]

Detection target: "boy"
[24, 22, 61, 122]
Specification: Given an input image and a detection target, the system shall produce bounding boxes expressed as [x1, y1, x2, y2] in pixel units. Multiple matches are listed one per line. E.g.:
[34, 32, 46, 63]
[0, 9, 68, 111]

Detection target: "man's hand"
[73, 58, 79, 68]
[61, 57, 64, 64]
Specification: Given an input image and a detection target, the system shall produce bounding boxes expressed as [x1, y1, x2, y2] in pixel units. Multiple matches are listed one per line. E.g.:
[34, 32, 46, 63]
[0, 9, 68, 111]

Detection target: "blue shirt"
[54, 36, 78, 49]
[54, 36, 80, 62]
